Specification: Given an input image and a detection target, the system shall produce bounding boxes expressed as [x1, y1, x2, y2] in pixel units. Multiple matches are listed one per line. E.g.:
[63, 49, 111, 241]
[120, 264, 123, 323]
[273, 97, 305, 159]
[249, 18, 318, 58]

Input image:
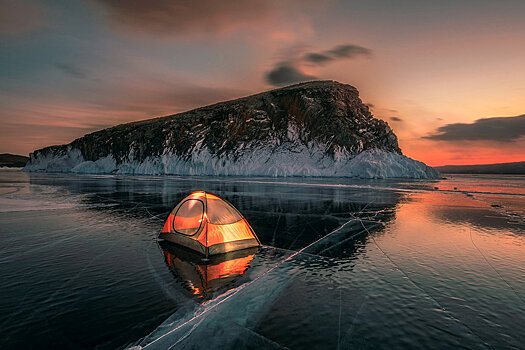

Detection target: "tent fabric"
[159, 191, 260, 256]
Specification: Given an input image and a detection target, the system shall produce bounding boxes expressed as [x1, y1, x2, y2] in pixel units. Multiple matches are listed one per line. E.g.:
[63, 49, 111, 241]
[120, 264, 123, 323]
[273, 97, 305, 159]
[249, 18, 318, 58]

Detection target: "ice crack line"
[140, 215, 360, 349]
[469, 228, 525, 305]
[355, 216, 495, 350]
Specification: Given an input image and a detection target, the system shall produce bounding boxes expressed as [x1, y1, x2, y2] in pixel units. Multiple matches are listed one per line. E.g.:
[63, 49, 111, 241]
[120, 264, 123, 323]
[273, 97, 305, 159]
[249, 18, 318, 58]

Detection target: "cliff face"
[24, 81, 439, 178]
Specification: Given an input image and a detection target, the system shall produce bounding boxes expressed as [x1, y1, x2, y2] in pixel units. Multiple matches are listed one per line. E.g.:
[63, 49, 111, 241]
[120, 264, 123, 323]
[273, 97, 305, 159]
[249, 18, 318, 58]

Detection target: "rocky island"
[24, 81, 439, 178]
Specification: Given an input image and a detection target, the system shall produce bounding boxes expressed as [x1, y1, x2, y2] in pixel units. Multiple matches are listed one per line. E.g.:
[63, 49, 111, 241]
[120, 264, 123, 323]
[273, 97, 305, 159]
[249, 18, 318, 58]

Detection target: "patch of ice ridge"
[23, 147, 84, 173]
[24, 146, 440, 179]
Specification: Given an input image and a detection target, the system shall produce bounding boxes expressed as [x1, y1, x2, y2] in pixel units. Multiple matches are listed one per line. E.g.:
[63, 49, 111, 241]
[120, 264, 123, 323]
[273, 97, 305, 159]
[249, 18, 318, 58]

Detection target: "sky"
[1, 0, 524, 166]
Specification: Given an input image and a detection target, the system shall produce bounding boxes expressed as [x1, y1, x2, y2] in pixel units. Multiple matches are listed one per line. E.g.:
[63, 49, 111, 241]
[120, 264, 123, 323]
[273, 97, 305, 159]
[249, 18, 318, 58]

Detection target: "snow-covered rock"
[24, 81, 440, 179]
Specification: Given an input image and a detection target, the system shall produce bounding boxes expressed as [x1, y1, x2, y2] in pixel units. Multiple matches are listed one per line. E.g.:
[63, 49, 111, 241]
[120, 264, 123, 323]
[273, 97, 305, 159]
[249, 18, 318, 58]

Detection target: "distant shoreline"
[0, 153, 29, 168]
[435, 161, 525, 175]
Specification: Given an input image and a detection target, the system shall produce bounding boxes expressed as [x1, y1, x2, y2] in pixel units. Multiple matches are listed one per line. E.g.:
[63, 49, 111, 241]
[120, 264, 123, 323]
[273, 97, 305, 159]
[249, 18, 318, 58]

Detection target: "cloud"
[54, 63, 86, 79]
[266, 43, 372, 86]
[265, 62, 316, 86]
[390, 116, 403, 122]
[424, 114, 525, 142]
[303, 44, 372, 66]
[328, 44, 372, 58]
[95, 0, 280, 36]
[303, 53, 333, 64]
[0, 0, 48, 37]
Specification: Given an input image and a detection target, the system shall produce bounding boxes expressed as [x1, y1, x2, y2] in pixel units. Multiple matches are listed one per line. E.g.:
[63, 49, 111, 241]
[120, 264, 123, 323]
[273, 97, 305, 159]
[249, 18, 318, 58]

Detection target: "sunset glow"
[1, 0, 524, 166]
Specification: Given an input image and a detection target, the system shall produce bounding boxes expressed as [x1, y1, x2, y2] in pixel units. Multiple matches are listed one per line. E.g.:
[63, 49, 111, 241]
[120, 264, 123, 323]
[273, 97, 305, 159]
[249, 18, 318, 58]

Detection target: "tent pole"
[203, 192, 210, 262]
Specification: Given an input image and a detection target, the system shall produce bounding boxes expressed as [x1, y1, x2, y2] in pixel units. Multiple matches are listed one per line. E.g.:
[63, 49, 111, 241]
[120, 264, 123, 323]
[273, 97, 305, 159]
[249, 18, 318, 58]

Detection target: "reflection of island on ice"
[160, 241, 258, 298]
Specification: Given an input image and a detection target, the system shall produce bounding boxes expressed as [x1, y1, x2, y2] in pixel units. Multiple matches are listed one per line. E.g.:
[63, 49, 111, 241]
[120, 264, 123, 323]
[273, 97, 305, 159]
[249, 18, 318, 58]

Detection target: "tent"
[160, 241, 257, 297]
[159, 191, 260, 256]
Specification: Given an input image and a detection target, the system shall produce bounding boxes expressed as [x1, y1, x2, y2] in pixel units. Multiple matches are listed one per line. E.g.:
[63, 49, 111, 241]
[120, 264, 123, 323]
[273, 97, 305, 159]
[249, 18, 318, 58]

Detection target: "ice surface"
[3, 170, 524, 349]
[130, 258, 297, 349]
[0, 197, 76, 212]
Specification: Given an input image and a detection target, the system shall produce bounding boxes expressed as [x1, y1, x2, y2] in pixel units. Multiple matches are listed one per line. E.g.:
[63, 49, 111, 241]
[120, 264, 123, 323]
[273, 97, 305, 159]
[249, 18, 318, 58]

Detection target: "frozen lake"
[1, 169, 524, 349]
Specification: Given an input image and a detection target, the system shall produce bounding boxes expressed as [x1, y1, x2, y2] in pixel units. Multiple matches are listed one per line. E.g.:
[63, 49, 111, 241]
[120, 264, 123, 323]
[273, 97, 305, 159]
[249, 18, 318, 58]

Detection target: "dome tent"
[159, 191, 260, 256]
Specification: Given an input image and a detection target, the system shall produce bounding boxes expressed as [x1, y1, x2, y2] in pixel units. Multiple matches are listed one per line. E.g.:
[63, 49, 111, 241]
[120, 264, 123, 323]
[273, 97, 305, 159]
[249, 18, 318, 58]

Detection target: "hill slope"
[24, 81, 439, 178]
[0, 153, 28, 167]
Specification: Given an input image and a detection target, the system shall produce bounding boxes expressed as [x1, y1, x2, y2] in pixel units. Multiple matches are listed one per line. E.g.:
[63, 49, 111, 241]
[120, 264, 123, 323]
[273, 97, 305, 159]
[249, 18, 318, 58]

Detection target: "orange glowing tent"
[159, 191, 260, 257]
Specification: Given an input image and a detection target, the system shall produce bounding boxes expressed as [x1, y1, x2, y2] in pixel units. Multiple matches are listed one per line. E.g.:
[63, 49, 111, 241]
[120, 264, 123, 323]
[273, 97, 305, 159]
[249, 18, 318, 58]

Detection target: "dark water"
[0, 169, 524, 349]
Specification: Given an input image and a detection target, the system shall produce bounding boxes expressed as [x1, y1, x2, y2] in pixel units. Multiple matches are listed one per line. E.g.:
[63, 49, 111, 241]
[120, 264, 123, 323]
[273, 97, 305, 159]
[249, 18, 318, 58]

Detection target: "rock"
[24, 80, 440, 179]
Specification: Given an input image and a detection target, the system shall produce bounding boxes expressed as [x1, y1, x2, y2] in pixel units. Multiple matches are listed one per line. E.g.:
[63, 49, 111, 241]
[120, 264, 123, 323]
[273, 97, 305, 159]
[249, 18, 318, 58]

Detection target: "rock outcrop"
[24, 81, 439, 178]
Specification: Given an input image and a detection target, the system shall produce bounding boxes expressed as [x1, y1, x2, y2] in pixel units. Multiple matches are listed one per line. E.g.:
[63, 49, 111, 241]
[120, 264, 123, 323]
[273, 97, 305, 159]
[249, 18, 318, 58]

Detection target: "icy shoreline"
[23, 147, 440, 179]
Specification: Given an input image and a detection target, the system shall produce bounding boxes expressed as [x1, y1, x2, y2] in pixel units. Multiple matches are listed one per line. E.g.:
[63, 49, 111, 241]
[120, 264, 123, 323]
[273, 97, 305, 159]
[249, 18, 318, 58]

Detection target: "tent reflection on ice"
[159, 191, 260, 257]
[160, 241, 257, 297]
